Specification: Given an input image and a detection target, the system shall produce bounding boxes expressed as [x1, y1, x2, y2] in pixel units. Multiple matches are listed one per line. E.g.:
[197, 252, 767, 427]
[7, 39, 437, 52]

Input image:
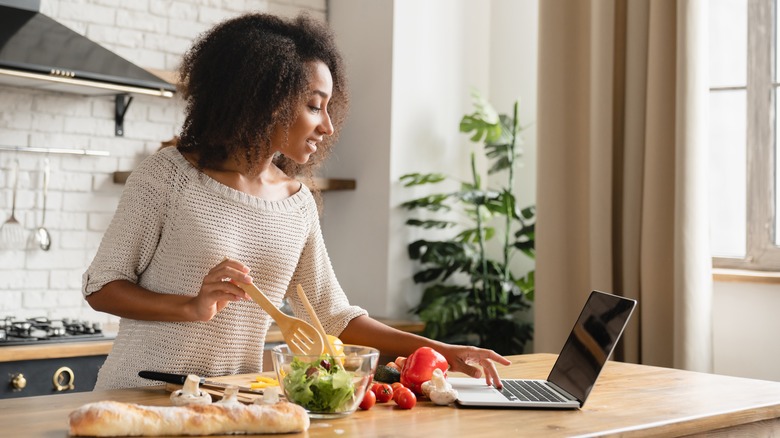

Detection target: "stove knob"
[11, 373, 26, 390]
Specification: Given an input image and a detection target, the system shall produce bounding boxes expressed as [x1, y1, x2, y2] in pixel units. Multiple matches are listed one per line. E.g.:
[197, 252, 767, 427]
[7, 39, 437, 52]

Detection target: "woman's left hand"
[437, 344, 512, 389]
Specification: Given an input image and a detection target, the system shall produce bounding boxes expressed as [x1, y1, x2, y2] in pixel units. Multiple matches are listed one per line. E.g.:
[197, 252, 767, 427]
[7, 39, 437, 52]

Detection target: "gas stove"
[0, 316, 106, 346]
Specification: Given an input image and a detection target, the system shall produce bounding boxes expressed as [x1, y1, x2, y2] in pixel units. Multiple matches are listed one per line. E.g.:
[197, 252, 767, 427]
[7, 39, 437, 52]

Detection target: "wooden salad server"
[237, 282, 324, 356]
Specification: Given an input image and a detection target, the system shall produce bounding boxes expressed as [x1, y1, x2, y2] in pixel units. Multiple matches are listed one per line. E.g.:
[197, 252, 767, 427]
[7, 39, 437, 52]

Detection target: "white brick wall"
[0, 0, 326, 323]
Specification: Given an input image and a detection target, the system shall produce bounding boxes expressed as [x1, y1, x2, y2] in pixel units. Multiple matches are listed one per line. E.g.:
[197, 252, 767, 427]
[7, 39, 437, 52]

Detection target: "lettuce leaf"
[284, 355, 355, 413]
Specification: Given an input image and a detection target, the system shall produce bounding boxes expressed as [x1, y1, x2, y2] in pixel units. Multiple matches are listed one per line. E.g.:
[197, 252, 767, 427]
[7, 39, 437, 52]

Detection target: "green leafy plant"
[399, 90, 535, 355]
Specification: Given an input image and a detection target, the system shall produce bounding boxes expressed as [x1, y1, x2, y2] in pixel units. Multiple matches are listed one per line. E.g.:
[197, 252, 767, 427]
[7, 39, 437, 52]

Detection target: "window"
[709, 0, 780, 270]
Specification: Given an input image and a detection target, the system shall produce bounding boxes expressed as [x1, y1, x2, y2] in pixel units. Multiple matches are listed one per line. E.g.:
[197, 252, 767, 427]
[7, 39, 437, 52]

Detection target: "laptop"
[451, 290, 637, 409]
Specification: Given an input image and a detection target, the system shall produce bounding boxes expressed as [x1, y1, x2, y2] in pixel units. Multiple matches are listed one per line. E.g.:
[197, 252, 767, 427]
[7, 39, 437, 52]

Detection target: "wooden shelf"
[112, 171, 355, 191]
[305, 177, 356, 191]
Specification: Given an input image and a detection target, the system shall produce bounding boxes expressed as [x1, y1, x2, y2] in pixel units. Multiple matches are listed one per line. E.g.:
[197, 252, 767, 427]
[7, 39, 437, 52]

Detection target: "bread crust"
[68, 400, 309, 436]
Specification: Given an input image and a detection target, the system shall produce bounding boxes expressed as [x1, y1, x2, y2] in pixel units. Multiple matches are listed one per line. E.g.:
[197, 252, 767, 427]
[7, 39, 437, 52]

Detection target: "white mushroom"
[215, 385, 241, 406]
[426, 368, 458, 406]
[256, 386, 281, 405]
[170, 374, 212, 406]
[421, 380, 434, 398]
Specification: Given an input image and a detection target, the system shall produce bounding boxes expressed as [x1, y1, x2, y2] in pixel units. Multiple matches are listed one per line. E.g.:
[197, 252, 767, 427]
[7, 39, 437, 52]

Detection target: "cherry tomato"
[395, 387, 416, 409]
[372, 383, 394, 403]
[359, 388, 376, 410]
[390, 382, 405, 400]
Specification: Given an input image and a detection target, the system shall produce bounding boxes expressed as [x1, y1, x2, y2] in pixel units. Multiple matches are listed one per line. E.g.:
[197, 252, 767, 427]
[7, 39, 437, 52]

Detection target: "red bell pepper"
[400, 347, 448, 395]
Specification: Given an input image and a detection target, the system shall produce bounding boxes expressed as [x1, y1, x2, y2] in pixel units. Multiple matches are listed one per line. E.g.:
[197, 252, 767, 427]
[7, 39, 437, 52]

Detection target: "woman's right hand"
[188, 258, 252, 321]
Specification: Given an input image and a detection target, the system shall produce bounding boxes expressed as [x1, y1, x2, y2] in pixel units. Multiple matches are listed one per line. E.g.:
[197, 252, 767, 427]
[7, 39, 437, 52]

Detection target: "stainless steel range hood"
[0, 1, 175, 98]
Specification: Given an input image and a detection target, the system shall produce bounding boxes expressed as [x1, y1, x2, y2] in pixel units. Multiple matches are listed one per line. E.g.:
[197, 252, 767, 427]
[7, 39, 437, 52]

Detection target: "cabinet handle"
[53, 367, 75, 391]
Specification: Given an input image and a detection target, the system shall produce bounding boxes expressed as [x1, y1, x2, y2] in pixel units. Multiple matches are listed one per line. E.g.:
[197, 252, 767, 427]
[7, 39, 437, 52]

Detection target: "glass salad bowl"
[271, 343, 379, 419]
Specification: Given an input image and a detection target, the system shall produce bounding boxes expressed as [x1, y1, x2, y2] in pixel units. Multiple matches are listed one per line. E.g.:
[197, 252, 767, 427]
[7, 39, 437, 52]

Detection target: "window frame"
[713, 0, 779, 270]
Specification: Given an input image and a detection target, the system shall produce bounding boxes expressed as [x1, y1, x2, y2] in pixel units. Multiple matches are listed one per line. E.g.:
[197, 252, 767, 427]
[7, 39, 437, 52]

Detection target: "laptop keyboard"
[499, 380, 568, 403]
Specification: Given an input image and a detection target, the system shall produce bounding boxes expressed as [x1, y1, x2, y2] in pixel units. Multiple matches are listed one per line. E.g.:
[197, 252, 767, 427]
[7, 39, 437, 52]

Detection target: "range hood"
[0, 2, 175, 98]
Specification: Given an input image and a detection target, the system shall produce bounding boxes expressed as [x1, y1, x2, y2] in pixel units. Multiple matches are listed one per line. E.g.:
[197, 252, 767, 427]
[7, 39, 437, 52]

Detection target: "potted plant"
[399, 90, 535, 355]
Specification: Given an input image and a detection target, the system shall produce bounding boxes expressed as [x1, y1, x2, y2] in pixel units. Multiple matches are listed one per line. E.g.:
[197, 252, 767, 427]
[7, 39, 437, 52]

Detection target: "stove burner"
[0, 316, 106, 346]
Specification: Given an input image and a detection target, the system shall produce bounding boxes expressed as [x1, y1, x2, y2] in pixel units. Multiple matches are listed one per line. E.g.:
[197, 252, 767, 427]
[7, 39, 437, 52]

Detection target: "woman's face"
[272, 60, 335, 164]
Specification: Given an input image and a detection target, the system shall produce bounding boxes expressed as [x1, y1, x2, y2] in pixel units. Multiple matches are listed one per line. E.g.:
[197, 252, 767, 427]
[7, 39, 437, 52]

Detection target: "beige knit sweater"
[83, 147, 367, 389]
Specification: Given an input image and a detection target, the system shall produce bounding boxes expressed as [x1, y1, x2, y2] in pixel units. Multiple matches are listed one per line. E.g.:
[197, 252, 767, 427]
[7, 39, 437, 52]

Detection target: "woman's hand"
[340, 316, 513, 389]
[188, 258, 252, 321]
[437, 344, 512, 389]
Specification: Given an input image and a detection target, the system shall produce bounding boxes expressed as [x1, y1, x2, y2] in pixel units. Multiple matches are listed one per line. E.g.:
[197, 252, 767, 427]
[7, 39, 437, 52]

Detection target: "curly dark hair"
[176, 12, 349, 184]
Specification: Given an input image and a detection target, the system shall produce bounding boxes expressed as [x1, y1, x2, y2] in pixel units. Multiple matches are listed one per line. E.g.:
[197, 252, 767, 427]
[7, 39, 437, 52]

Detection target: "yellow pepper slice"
[250, 376, 279, 389]
[255, 376, 278, 383]
[325, 335, 345, 356]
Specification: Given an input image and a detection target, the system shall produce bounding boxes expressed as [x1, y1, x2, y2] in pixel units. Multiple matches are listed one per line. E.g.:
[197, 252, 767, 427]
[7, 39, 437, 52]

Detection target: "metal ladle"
[34, 159, 51, 251]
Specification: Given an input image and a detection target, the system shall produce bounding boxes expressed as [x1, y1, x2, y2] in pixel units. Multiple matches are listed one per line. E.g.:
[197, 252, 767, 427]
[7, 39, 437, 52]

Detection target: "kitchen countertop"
[0, 340, 116, 362]
[0, 318, 424, 362]
[5, 353, 780, 437]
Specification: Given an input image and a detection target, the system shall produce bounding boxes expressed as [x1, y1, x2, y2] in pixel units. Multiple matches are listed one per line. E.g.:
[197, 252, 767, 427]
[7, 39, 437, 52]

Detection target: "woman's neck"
[182, 151, 299, 200]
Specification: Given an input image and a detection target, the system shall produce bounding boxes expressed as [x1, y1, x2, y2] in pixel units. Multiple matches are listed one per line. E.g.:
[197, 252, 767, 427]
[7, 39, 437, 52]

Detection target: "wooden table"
[3, 353, 780, 437]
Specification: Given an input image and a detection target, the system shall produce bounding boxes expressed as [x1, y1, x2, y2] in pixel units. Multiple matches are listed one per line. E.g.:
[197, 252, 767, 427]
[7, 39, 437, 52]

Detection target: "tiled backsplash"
[0, 0, 326, 324]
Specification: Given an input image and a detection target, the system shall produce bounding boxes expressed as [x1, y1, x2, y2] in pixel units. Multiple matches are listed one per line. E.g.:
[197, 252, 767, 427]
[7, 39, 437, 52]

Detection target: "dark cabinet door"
[0, 355, 106, 399]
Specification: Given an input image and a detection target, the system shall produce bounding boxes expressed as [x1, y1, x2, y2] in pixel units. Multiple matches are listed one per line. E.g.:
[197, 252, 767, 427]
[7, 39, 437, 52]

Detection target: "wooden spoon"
[237, 282, 324, 356]
[296, 284, 338, 357]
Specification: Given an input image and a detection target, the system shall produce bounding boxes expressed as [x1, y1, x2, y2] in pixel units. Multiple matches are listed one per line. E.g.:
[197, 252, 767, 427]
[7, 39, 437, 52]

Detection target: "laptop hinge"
[547, 382, 580, 403]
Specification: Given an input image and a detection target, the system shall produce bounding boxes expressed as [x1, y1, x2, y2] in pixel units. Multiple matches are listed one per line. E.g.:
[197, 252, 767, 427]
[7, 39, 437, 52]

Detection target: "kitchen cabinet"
[0, 341, 113, 399]
[0, 355, 106, 399]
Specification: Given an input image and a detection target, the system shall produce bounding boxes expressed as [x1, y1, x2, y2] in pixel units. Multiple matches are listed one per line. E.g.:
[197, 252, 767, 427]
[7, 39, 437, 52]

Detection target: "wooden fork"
[296, 284, 338, 357]
[237, 282, 324, 356]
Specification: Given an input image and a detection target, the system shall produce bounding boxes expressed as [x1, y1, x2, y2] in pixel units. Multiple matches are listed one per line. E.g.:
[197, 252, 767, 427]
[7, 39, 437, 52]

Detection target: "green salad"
[283, 355, 355, 413]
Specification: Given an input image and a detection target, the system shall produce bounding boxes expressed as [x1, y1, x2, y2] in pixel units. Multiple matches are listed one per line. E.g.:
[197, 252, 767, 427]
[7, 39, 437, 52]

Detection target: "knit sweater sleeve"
[286, 195, 368, 337]
[82, 153, 175, 295]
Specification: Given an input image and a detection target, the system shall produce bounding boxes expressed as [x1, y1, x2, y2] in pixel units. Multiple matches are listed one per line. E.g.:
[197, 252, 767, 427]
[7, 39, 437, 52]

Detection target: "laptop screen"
[546, 291, 637, 405]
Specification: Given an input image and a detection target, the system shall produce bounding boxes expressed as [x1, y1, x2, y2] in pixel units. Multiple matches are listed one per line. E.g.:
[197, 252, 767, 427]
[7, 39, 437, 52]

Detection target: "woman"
[83, 12, 509, 390]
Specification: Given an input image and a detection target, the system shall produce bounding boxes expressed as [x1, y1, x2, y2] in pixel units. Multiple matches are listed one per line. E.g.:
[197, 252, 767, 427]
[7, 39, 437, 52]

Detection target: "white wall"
[326, 0, 538, 319]
[388, 0, 491, 317]
[323, 0, 394, 318]
[713, 281, 780, 381]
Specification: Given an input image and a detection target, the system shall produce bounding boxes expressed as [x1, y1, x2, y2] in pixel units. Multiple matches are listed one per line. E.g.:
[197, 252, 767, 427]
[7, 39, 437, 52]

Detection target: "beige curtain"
[535, 0, 712, 371]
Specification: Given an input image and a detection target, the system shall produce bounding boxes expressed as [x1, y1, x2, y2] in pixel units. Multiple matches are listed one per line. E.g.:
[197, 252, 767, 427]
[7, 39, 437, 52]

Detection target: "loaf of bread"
[68, 400, 309, 436]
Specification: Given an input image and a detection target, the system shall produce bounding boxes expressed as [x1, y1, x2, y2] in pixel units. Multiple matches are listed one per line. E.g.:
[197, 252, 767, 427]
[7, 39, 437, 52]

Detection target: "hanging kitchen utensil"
[236, 281, 324, 356]
[33, 158, 51, 251]
[0, 159, 25, 250]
